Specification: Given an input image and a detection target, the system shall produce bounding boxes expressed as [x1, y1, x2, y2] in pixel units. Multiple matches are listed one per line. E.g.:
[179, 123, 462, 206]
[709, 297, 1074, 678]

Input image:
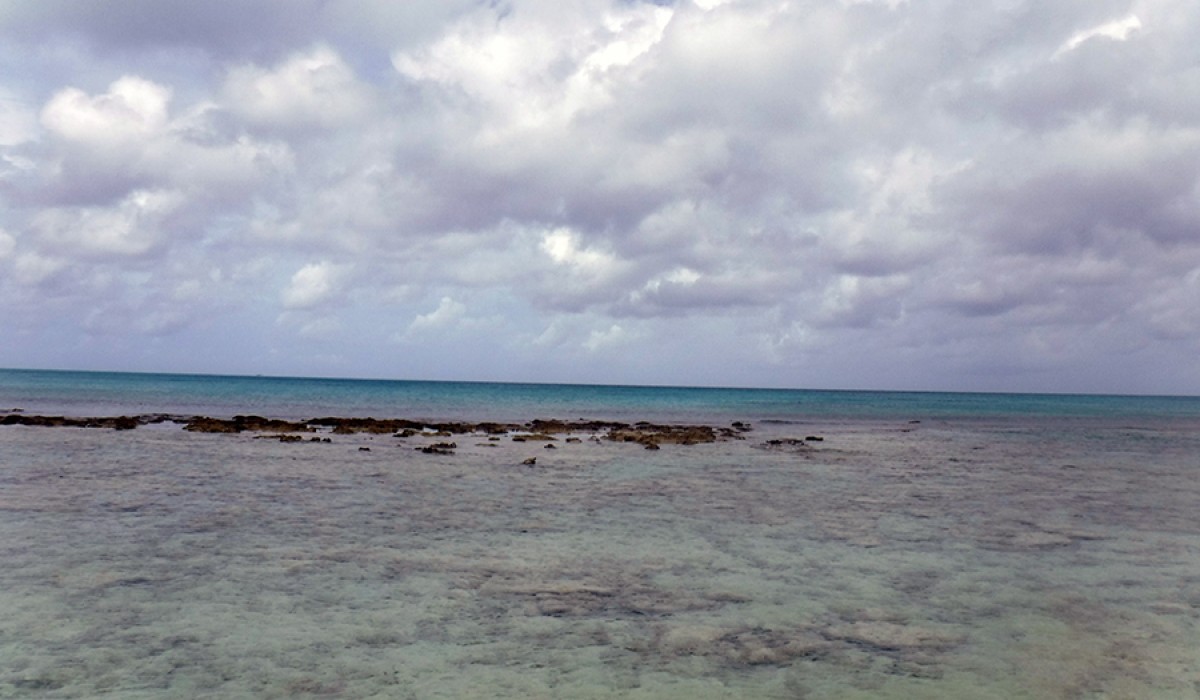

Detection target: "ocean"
[1, 368, 1198, 698]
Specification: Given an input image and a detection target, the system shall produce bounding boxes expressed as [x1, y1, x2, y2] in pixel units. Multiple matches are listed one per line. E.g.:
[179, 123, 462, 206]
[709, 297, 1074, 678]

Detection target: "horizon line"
[2, 366, 1197, 401]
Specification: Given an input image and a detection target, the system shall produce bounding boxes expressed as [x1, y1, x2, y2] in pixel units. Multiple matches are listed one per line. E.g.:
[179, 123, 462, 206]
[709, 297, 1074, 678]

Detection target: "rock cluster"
[607, 422, 743, 448]
[2, 413, 751, 449]
[418, 442, 457, 455]
[184, 415, 312, 433]
[1, 414, 158, 430]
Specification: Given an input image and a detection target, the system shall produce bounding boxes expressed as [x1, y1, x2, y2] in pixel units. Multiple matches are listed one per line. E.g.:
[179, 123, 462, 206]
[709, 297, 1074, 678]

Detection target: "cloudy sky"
[1, 0, 1198, 394]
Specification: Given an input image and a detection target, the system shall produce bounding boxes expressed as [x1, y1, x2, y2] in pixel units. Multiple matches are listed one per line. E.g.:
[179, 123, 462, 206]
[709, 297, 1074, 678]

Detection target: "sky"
[1, 0, 1198, 394]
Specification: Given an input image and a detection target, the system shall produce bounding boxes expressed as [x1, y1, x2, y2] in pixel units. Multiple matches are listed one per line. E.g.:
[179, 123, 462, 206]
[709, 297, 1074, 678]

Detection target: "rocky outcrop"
[183, 415, 312, 433]
[606, 423, 739, 448]
[418, 442, 457, 455]
[1, 414, 143, 430]
[2, 413, 747, 448]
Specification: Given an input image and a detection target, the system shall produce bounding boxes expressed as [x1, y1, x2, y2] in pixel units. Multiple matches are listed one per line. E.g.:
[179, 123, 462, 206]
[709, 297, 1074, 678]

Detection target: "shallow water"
[2, 418, 1199, 698]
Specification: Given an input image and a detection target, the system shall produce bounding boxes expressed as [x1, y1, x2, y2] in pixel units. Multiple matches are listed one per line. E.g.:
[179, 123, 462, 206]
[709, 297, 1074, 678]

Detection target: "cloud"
[0, 1, 481, 65]
[2, 0, 1200, 393]
[0, 90, 37, 146]
[406, 296, 467, 334]
[31, 189, 184, 258]
[42, 76, 171, 146]
[1055, 14, 1142, 57]
[223, 46, 374, 131]
[583, 323, 629, 352]
[10, 251, 67, 287]
[541, 228, 620, 277]
[25, 75, 295, 209]
[281, 261, 345, 310]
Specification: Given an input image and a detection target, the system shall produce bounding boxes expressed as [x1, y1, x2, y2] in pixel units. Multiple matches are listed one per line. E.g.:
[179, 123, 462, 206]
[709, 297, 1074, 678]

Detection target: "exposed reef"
[0, 414, 175, 430]
[1, 413, 754, 448]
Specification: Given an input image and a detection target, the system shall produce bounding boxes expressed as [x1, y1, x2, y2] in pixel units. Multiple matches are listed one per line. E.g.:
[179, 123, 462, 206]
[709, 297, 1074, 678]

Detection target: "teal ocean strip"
[2, 367, 1199, 423]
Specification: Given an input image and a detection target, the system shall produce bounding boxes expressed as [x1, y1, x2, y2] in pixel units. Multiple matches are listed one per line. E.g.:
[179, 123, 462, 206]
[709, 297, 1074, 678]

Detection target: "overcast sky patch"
[1, 0, 1198, 394]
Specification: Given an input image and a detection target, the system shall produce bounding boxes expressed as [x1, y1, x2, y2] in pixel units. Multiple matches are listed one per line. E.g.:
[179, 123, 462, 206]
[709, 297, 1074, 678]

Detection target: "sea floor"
[1, 419, 1199, 698]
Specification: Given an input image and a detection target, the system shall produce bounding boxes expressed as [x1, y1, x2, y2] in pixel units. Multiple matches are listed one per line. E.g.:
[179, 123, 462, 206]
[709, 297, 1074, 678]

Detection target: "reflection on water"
[1, 420, 1198, 698]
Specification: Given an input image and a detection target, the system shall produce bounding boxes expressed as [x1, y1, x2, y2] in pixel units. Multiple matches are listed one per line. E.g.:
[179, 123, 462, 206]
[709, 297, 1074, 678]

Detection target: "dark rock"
[183, 415, 312, 433]
[418, 442, 456, 455]
[2, 414, 145, 430]
[526, 419, 629, 435]
[256, 434, 304, 442]
[607, 424, 722, 447]
[513, 433, 557, 441]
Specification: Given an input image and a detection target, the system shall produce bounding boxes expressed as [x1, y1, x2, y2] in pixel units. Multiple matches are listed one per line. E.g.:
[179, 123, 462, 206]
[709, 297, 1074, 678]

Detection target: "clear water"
[2, 370, 1199, 698]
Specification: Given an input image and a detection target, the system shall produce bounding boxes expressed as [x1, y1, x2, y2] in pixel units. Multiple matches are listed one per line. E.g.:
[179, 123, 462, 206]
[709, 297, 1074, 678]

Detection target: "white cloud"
[30, 75, 295, 208]
[282, 261, 344, 310]
[541, 227, 618, 275]
[223, 45, 373, 130]
[1056, 14, 1142, 57]
[32, 189, 184, 257]
[406, 296, 467, 334]
[391, 0, 671, 139]
[41, 77, 171, 147]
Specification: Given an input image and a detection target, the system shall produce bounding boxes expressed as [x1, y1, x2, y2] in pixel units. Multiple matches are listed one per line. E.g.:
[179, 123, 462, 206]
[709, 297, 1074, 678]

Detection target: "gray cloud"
[1, 0, 1198, 392]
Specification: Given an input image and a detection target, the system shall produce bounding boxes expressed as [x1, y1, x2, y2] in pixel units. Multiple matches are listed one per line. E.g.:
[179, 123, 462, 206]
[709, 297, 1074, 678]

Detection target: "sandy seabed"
[1, 418, 1199, 699]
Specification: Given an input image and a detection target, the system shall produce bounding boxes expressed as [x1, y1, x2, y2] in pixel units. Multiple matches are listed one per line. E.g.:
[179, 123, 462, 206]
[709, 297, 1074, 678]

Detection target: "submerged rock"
[418, 442, 456, 455]
[513, 433, 557, 441]
[653, 625, 831, 666]
[607, 424, 727, 447]
[255, 433, 304, 442]
[823, 621, 964, 652]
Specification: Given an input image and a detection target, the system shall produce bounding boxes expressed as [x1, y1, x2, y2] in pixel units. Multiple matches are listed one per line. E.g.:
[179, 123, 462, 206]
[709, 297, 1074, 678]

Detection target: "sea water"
[1, 369, 1199, 698]
[3, 368, 1199, 423]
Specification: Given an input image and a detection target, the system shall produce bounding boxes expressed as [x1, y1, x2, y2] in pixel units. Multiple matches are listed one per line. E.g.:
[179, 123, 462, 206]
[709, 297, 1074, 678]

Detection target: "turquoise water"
[3, 368, 1199, 423]
[2, 369, 1199, 698]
